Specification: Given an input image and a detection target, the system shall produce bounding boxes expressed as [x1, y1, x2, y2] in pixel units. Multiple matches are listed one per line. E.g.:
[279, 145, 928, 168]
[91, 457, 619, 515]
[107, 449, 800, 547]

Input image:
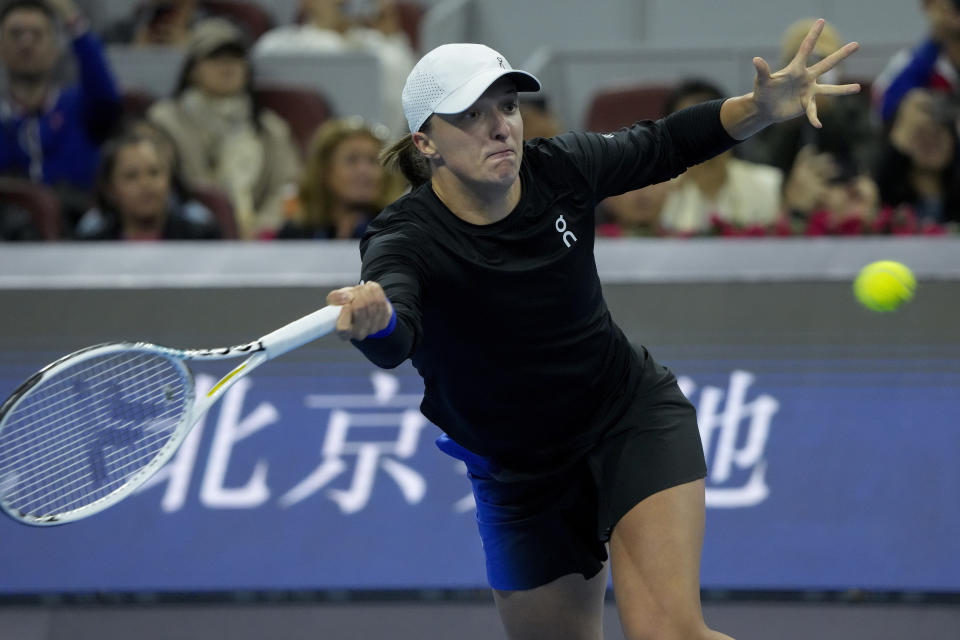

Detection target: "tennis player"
[328, 20, 859, 640]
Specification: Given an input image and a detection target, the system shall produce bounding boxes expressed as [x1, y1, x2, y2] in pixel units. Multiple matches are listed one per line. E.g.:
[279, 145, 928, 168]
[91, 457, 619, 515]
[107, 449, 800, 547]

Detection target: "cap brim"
[433, 69, 541, 115]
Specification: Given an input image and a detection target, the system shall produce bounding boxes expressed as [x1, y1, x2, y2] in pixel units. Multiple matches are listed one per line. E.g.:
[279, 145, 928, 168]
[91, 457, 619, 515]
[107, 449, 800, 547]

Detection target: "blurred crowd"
[1, 0, 959, 241]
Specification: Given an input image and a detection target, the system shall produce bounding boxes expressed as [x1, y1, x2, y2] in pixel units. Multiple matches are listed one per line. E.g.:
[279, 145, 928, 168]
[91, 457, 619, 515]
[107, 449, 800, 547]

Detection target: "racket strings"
[1, 356, 183, 469]
[0, 351, 189, 520]
[1, 355, 186, 515]
[0, 353, 167, 448]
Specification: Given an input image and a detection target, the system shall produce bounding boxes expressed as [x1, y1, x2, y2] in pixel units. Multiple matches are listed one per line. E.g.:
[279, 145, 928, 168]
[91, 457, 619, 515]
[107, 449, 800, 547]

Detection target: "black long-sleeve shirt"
[354, 100, 737, 479]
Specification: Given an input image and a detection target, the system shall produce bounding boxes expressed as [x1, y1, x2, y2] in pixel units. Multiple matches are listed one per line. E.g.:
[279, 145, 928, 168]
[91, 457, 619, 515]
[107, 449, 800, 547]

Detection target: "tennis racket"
[0, 305, 342, 526]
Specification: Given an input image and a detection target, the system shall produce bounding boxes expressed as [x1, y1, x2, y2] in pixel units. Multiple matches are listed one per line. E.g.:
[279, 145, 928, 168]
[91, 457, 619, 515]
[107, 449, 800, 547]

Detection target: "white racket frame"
[0, 305, 342, 526]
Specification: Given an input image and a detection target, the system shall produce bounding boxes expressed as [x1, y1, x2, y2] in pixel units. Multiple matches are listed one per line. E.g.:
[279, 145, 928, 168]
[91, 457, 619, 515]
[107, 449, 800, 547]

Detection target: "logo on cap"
[497, 57, 505, 69]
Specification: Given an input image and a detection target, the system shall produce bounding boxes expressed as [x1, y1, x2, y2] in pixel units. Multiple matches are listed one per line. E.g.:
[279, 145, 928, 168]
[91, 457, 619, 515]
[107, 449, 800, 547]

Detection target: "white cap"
[402, 43, 541, 134]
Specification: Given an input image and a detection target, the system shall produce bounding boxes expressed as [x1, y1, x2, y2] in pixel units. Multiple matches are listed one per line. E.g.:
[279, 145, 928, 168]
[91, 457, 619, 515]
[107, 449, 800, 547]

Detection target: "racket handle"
[260, 305, 342, 359]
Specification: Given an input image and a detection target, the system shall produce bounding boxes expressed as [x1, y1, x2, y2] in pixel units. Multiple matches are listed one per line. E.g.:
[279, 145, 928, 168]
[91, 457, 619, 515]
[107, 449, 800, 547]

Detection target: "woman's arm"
[329, 224, 427, 368]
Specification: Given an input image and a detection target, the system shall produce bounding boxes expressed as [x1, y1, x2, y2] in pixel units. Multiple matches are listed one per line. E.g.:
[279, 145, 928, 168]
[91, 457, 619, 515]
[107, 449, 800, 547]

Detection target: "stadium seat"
[203, 0, 273, 39]
[585, 83, 674, 132]
[190, 184, 239, 239]
[254, 87, 333, 157]
[0, 177, 62, 240]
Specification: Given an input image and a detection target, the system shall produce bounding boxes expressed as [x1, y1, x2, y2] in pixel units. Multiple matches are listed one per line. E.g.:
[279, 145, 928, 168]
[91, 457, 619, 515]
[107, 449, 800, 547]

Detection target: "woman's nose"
[490, 111, 509, 139]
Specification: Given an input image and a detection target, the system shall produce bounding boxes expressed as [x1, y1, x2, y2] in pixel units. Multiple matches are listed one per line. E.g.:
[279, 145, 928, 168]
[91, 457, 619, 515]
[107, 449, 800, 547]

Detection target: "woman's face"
[416, 78, 524, 191]
[325, 133, 384, 209]
[108, 141, 170, 222]
[191, 52, 248, 97]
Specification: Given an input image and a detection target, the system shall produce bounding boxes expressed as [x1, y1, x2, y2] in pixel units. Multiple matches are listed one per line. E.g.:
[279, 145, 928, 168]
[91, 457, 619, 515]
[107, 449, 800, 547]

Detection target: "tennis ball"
[853, 260, 916, 312]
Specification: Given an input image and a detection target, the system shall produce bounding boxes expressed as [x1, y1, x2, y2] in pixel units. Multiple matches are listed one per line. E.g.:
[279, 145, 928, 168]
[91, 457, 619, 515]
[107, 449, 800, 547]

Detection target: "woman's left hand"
[752, 19, 861, 128]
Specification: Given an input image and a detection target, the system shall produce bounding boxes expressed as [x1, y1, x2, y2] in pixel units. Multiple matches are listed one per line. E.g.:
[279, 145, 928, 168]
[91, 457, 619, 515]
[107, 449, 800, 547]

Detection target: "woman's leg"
[492, 567, 608, 640]
[609, 479, 735, 640]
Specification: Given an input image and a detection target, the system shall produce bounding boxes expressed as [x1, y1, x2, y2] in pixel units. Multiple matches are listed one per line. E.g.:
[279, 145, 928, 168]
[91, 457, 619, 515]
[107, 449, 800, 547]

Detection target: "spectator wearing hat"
[0, 0, 121, 229]
[148, 18, 300, 239]
[874, 0, 960, 124]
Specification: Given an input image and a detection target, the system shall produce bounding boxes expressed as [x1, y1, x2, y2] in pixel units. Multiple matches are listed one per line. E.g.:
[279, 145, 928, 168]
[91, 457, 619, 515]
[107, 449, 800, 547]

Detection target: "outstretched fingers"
[793, 18, 825, 64]
[816, 82, 861, 96]
[808, 41, 860, 77]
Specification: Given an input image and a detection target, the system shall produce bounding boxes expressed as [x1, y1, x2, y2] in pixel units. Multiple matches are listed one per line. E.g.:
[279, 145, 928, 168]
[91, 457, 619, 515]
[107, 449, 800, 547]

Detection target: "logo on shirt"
[555, 214, 577, 248]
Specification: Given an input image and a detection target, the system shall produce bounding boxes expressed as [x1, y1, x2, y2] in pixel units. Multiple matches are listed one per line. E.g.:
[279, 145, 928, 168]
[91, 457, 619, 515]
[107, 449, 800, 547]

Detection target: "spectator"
[102, 0, 208, 47]
[0, 0, 121, 228]
[874, 88, 960, 228]
[148, 18, 300, 239]
[253, 0, 415, 136]
[76, 131, 221, 240]
[278, 117, 402, 239]
[76, 118, 217, 235]
[874, 0, 960, 124]
[780, 144, 880, 235]
[655, 80, 783, 235]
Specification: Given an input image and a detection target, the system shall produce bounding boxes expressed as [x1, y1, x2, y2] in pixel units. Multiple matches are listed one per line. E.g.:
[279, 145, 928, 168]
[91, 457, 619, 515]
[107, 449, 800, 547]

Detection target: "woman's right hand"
[327, 281, 394, 340]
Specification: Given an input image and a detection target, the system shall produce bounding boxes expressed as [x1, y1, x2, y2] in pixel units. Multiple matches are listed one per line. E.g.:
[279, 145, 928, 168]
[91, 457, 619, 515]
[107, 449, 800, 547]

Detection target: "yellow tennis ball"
[853, 260, 916, 312]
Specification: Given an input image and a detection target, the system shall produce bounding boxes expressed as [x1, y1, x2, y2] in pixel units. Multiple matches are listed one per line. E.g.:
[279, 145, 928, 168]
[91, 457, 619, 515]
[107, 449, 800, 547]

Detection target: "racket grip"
[260, 305, 342, 359]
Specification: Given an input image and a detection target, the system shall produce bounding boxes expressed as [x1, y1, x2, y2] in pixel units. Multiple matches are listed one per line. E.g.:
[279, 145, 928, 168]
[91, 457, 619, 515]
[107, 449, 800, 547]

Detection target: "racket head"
[0, 343, 195, 526]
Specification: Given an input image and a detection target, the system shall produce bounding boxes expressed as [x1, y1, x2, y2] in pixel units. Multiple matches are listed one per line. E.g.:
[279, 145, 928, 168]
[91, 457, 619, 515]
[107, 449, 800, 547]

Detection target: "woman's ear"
[412, 131, 438, 160]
